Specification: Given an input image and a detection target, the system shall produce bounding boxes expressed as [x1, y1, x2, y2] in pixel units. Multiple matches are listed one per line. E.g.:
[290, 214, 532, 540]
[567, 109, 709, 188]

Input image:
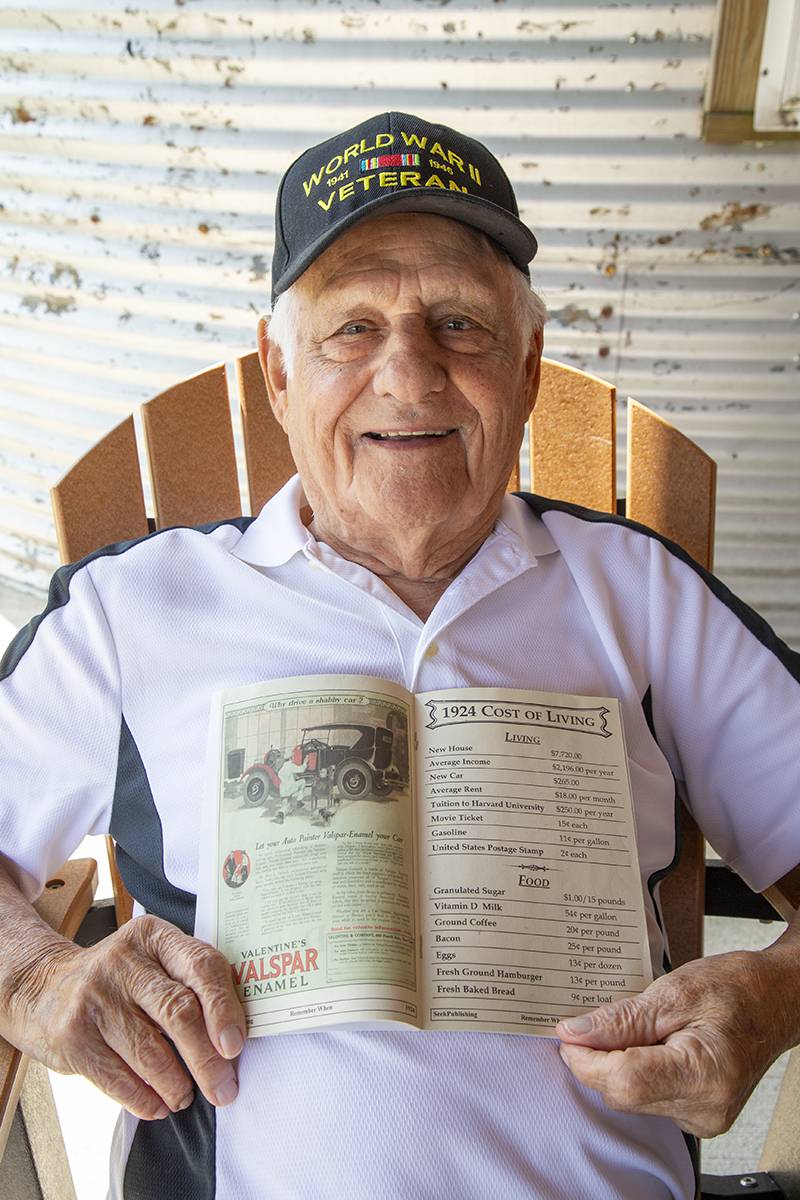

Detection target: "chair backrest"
[51, 353, 715, 963]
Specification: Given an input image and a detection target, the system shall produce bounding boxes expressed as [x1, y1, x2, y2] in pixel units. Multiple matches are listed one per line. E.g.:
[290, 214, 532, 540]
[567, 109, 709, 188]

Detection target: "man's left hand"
[556, 947, 797, 1137]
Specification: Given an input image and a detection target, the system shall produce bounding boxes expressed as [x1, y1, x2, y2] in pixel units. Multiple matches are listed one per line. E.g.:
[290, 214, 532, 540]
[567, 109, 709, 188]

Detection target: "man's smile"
[362, 427, 458, 445]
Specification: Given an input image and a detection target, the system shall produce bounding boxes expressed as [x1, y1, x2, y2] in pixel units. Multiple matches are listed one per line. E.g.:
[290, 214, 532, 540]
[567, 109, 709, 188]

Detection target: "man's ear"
[257, 315, 289, 431]
[524, 327, 544, 419]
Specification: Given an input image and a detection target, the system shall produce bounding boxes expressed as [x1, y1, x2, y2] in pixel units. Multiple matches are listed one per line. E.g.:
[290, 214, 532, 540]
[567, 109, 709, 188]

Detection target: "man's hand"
[3, 913, 246, 1121]
[556, 946, 798, 1137]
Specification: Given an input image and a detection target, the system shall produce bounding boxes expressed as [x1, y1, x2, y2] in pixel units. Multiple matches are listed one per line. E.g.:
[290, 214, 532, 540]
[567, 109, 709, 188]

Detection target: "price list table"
[416, 693, 653, 1035]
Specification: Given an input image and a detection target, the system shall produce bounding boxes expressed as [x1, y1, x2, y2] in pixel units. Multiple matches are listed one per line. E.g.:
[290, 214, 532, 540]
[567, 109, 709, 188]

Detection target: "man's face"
[262, 212, 541, 548]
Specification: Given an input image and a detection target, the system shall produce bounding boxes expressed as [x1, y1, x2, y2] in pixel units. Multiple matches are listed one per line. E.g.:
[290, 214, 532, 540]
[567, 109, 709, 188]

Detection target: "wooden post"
[1, 1062, 77, 1200]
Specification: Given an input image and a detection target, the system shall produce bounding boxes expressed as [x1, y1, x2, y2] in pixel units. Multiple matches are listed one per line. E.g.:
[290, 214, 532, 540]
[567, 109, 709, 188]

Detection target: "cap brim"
[272, 189, 537, 302]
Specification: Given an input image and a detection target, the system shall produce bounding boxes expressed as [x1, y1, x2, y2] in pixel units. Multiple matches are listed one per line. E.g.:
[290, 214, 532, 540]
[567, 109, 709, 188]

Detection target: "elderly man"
[1, 112, 799, 1200]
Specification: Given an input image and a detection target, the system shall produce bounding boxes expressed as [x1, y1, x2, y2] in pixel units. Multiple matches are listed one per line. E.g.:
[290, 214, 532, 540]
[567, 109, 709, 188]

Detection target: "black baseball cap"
[271, 111, 537, 304]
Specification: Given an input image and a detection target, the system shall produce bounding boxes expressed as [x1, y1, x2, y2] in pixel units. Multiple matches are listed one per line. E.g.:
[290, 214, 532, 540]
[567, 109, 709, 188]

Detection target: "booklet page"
[207, 675, 420, 1036]
[417, 688, 653, 1036]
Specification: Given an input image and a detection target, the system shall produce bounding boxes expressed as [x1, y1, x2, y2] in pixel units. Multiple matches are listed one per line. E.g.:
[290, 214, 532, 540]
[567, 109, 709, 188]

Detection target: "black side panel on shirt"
[111, 717, 196, 935]
[123, 1092, 216, 1200]
[640, 686, 679, 974]
[515, 492, 800, 682]
[111, 717, 215, 1199]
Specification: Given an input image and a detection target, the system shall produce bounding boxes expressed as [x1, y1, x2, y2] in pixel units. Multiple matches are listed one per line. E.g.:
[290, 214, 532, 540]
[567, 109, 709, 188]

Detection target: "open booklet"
[196, 676, 653, 1039]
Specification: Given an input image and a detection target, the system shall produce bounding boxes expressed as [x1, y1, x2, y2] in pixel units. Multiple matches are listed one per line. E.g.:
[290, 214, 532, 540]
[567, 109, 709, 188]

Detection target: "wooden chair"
[0, 859, 97, 1198]
[2, 354, 798, 1196]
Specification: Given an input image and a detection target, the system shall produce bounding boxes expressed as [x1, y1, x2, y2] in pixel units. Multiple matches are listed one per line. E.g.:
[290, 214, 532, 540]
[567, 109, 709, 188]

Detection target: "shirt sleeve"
[0, 561, 121, 901]
[645, 537, 800, 893]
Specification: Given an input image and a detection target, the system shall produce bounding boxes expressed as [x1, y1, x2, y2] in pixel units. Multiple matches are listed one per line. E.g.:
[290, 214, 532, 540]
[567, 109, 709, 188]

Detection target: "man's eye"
[339, 322, 371, 335]
[442, 317, 473, 332]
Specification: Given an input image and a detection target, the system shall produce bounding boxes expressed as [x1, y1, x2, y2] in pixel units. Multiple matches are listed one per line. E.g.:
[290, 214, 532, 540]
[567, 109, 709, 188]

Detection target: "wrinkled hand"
[7, 914, 246, 1121]
[556, 949, 795, 1137]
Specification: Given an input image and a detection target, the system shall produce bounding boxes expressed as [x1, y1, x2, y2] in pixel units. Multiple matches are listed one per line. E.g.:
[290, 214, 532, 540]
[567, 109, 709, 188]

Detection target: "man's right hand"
[1, 899, 246, 1120]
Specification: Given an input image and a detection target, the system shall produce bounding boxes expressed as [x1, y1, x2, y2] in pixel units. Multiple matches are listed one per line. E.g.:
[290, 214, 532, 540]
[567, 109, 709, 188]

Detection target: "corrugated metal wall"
[1, 0, 799, 645]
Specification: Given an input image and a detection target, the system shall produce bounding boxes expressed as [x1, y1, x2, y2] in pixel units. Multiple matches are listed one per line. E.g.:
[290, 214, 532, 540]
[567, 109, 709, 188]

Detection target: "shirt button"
[424, 642, 439, 658]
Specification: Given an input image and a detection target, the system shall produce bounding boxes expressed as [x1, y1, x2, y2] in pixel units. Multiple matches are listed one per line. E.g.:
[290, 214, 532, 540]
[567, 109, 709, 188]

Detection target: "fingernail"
[214, 1077, 239, 1106]
[175, 1092, 194, 1112]
[219, 1025, 244, 1058]
[560, 1014, 594, 1035]
[153, 1104, 170, 1120]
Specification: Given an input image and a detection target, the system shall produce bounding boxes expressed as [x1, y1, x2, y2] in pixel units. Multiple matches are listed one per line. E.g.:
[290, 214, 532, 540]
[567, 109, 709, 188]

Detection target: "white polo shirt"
[2, 476, 798, 1200]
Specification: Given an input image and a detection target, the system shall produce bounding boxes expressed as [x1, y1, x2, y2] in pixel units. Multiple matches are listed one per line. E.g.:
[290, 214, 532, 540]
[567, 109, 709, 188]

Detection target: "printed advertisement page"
[416, 687, 653, 1036]
[206, 674, 420, 1036]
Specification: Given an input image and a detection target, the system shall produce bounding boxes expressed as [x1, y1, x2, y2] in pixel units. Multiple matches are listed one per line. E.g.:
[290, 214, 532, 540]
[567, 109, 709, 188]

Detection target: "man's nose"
[371, 328, 447, 405]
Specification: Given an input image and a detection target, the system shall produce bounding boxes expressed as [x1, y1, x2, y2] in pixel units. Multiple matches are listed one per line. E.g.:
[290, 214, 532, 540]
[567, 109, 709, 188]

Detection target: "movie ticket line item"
[197, 676, 653, 1038]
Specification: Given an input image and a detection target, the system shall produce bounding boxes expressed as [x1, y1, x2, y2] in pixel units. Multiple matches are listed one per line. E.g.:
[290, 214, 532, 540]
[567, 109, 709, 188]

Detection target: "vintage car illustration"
[239, 721, 408, 814]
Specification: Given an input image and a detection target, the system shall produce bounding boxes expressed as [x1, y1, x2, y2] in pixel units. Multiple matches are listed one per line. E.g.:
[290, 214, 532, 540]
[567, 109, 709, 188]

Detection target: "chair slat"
[762, 864, 800, 922]
[106, 835, 133, 927]
[658, 812, 706, 968]
[236, 351, 296, 516]
[529, 358, 616, 513]
[142, 364, 241, 529]
[626, 401, 717, 968]
[762, 865, 799, 1191]
[50, 416, 149, 563]
[626, 400, 716, 570]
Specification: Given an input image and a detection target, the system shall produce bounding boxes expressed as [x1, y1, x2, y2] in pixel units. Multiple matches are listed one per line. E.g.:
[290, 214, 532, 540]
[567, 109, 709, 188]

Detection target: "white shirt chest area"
[101, 488, 674, 928]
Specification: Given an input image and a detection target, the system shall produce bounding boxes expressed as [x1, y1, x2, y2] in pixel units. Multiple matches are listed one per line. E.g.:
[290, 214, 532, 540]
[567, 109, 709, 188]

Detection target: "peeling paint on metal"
[249, 255, 268, 282]
[20, 294, 78, 315]
[49, 263, 81, 288]
[549, 304, 616, 334]
[699, 202, 772, 231]
[9, 102, 36, 124]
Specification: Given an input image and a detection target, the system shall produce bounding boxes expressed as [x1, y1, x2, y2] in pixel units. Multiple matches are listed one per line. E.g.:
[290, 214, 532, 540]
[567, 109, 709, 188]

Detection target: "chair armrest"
[0, 858, 97, 1160]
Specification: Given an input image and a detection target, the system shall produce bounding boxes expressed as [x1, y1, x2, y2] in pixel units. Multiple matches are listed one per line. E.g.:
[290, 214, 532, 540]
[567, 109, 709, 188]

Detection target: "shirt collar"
[493, 493, 558, 565]
[230, 474, 558, 570]
[230, 475, 311, 567]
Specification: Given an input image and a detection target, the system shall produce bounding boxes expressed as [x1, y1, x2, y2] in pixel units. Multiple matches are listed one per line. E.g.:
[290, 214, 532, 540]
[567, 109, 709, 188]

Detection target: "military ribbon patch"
[360, 153, 420, 171]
